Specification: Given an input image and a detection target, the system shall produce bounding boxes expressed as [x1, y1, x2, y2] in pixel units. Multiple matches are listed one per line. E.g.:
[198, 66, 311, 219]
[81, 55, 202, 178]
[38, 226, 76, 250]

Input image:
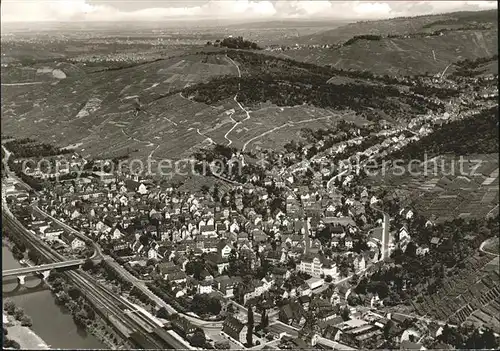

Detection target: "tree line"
[5, 139, 72, 158]
[207, 36, 261, 50]
[183, 73, 441, 116]
[47, 271, 97, 328]
[343, 34, 382, 46]
[452, 55, 498, 77]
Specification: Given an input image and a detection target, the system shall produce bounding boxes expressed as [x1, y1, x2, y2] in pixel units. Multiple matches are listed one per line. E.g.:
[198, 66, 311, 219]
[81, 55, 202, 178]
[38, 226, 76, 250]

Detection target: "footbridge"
[2, 259, 86, 284]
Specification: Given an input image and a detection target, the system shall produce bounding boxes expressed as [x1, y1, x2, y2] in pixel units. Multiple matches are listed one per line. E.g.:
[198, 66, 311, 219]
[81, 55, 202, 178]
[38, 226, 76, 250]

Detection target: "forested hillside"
[182, 73, 441, 116]
[179, 50, 444, 118]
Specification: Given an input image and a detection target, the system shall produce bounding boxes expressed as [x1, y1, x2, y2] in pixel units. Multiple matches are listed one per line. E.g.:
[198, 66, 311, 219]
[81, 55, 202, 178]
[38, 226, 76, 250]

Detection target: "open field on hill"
[202, 103, 360, 152]
[291, 14, 450, 45]
[2, 10, 497, 162]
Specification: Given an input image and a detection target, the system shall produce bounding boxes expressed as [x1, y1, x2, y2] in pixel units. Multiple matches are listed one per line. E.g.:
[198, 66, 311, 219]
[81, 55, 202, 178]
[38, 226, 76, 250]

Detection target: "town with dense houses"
[3, 66, 499, 350]
[2, 5, 499, 350]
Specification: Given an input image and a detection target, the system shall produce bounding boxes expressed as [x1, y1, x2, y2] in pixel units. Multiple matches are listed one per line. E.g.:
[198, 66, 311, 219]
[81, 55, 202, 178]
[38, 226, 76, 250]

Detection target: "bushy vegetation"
[217, 36, 261, 50]
[452, 55, 498, 77]
[183, 73, 440, 116]
[5, 139, 71, 158]
[433, 324, 498, 349]
[10, 242, 27, 261]
[146, 281, 188, 313]
[2, 326, 21, 350]
[89, 261, 133, 291]
[3, 229, 45, 265]
[343, 34, 382, 46]
[47, 272, 97, 328]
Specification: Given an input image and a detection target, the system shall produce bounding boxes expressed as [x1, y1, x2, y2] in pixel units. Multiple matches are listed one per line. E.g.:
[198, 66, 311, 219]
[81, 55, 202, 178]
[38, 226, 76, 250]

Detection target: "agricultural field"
[203, 103, 361, 152]
[275, 29, 498, 76]
[1, 52, 238, 159]
[2, 46, 373, 162]
[365, 154, 499, 222]
[411, 254, 500, 332]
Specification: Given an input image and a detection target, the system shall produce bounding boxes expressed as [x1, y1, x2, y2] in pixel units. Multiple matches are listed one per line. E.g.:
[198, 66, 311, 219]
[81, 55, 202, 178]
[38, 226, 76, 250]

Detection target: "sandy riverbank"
[4, 314, 50, 350]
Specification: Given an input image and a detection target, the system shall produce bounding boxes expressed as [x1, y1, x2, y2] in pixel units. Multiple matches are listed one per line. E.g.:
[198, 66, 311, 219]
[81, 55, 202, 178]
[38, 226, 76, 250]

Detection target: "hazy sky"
[1, 1, 497, 23]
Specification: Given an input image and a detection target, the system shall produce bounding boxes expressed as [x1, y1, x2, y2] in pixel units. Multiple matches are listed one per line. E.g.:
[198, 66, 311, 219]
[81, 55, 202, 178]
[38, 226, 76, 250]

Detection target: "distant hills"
[225, 19, 351, 30]
[291, 10, 498, 45]
[274, 10, 498, 76]
[276, 29, 497, 76]
[1, 9, 498, 161]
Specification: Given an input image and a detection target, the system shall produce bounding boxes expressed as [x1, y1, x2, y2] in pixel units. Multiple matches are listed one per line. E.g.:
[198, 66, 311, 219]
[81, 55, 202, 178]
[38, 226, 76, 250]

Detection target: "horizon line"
[1, 8, 497, 25]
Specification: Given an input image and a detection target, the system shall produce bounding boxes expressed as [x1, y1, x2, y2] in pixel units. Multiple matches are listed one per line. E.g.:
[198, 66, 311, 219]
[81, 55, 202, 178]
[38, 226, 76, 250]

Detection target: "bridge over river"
[2, 259, 86, 284]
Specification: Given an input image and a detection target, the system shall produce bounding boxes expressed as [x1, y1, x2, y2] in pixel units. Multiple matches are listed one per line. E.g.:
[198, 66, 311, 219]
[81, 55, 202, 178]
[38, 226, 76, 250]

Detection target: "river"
[2, 245, 107, 349]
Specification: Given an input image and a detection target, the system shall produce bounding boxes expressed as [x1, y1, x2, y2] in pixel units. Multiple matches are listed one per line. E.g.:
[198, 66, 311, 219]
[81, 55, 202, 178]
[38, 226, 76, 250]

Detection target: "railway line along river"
[2, 245, 106, 349]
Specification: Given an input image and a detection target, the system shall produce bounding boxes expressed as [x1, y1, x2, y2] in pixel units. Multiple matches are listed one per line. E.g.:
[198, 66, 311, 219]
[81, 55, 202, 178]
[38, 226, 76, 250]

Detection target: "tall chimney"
[304, 217, 311, 254]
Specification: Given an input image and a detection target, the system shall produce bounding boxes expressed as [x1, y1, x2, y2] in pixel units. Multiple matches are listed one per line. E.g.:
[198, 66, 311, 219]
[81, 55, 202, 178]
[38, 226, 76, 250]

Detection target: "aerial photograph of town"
[1, 0, 498, 350]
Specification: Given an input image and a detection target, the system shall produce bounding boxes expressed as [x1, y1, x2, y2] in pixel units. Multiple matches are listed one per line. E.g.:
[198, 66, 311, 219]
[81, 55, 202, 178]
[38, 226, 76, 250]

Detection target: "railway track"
[71, 272, 165, 348]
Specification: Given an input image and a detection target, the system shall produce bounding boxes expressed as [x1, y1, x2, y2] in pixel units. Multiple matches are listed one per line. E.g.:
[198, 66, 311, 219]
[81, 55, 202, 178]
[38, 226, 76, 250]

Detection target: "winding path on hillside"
[242, 123, 291, 151]
[485, 204, 499, 219]
[1, 82, 44, 86]
[196, 128, 215, 145]
[224, 55, 252, 146]
[223, 110, 237, 146]
[120, 128, 154, 146]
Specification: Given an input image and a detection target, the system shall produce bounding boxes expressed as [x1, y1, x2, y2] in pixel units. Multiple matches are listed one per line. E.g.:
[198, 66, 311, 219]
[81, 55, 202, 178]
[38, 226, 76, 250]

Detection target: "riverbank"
[44, 269, 126, 349]
[3, 312, 50, 349]
[2, 237, 16, 251]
